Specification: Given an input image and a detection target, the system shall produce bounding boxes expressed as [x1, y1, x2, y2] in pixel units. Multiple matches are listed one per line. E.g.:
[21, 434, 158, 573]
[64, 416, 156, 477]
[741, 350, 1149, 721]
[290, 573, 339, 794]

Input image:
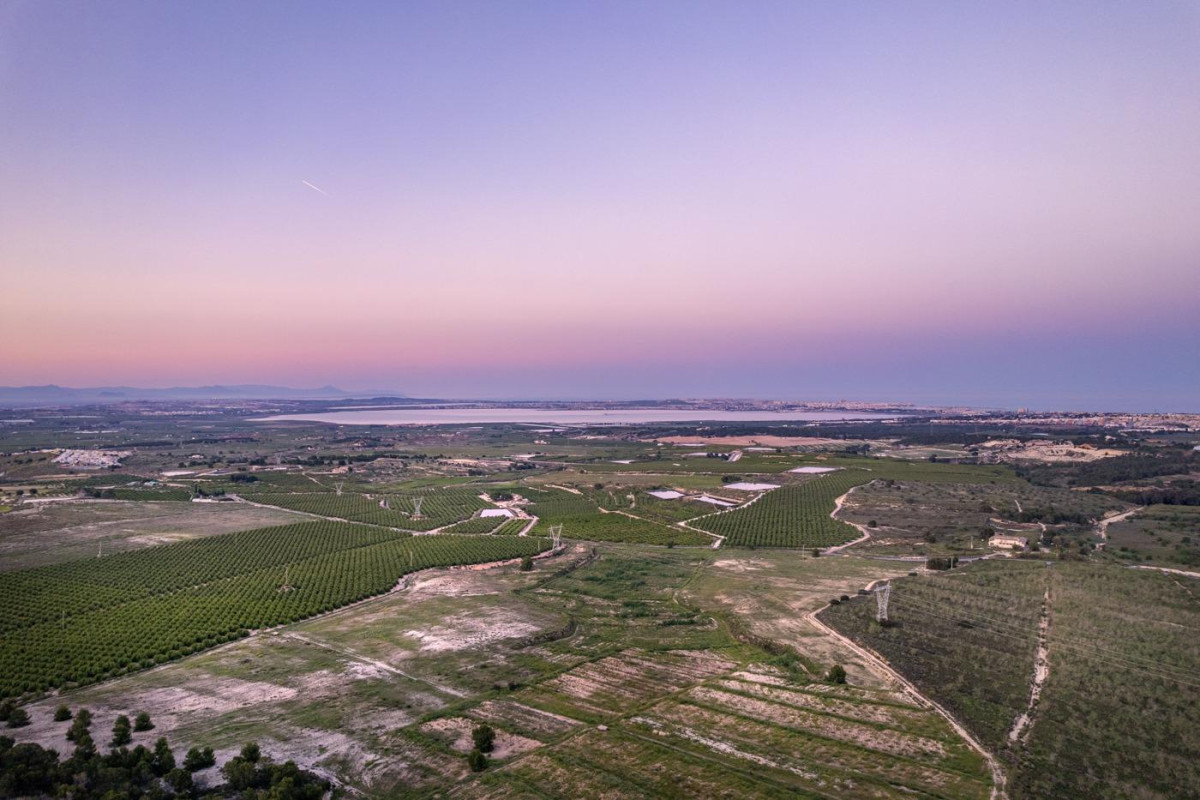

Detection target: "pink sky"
[2, 2, 1198, 408]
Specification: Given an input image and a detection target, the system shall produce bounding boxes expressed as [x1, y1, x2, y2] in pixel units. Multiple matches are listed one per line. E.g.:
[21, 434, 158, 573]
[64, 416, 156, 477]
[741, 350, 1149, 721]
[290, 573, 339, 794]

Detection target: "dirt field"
[0, 500, 298, 570]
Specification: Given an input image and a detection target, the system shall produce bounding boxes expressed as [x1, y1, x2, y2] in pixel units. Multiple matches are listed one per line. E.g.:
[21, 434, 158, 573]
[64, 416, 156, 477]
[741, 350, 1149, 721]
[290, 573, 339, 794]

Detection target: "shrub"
[133, 711, 154, 731]
[6, 708, 29, 728]
[471, 724, 495, 753]
[467, 747, 488, 772]
[827, 664, 847, 684]
[183, 745, 216, 772]
[53, 705, 72, 722]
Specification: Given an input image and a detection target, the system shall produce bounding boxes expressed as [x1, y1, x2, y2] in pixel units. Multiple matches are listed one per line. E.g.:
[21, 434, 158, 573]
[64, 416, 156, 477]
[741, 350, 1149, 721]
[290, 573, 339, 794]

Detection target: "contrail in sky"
[301, 180, 330, 196]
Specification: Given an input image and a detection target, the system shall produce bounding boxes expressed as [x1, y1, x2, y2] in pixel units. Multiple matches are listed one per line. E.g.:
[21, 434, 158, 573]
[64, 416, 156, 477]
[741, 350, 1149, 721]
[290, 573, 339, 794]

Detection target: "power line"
[882, 598, 1200, 688]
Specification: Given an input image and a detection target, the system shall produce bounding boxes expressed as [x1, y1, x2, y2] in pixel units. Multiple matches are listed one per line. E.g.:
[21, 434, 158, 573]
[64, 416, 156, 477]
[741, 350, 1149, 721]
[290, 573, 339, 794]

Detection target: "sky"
[1, 1, 1198, 411]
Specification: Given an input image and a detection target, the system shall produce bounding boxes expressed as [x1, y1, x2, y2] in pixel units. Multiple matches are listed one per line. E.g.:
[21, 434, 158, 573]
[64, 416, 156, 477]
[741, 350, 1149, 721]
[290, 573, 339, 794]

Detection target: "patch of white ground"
[420, 716, 541, 759]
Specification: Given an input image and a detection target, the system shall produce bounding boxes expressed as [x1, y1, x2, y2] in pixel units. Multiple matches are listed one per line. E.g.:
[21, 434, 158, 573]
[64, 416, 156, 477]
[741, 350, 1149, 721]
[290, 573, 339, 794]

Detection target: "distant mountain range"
[0, 385, 393, 406]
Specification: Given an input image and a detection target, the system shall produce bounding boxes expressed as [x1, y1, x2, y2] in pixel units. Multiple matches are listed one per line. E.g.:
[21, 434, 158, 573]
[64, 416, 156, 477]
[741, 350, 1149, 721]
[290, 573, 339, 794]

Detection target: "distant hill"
[0, 384, 393, 406]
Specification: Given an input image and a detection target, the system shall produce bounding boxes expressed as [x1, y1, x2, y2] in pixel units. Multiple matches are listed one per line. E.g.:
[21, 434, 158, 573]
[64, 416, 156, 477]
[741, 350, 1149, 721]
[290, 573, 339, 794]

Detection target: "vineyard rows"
[692, 472, 873, 548]
[0, 528, 548, 699]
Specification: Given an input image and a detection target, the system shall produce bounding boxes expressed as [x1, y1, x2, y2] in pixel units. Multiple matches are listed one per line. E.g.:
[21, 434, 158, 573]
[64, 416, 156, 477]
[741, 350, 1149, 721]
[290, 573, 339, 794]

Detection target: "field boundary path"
[674, 490, 774, 549]
[805, 602, 1009, 800]
[1094, 506, 1141, 547]
[823, 483, 874, 554]
[1131, 565, 1200, 580]
[1008, 585, 1052, 744]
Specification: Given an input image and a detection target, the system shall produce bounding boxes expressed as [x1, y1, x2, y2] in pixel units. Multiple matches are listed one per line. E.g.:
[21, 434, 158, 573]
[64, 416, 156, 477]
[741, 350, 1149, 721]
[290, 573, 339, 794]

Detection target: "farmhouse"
[988, 534, 1029, 551]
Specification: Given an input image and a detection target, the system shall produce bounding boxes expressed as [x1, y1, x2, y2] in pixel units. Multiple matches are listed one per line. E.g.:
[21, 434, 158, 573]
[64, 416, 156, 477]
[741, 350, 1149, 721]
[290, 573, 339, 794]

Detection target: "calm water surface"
[252, 408, 901, 426]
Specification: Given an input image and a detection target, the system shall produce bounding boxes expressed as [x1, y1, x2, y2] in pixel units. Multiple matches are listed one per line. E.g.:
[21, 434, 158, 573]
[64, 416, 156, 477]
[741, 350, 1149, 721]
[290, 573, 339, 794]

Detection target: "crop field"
[491, 517, 528, 536]
[108, 487, 193, 501]
[526, 488, 711, 546]
[441, 514, 512, 534]
[0, 500, 299, 571]
[821, 560, 1200, 799]
[0, 523, 549, 699]
[692, 472, 872, 547]
[245, 487, 490, 530]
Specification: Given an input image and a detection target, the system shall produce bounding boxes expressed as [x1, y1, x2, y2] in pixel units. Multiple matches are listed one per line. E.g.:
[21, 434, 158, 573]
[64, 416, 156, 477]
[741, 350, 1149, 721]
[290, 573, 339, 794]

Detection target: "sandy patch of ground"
[405, 571, 506, 598]
[978, 439, 1126, 463]
[421, 716, 541, 759]
[688, 686, 946, 759]
[404, 609, 542, 652]
[468, 700, 581, 739]
[711, 557, 773, 572]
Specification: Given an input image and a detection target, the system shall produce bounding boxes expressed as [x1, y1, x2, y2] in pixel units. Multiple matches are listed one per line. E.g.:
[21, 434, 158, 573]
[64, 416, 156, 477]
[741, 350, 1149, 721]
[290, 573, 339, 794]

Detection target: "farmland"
[1, 405, 1198, 798]
[0, 522, 549, 699]
[692, 472, 872, 548]
[526, 487, 712, 546]
[820, 560, 1200, 799]
[244, 488, 490, 531]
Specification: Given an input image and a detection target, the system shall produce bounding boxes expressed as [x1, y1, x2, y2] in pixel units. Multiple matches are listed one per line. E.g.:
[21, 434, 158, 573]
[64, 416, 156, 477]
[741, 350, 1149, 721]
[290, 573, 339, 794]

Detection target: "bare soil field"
[0, 500, 297, 570]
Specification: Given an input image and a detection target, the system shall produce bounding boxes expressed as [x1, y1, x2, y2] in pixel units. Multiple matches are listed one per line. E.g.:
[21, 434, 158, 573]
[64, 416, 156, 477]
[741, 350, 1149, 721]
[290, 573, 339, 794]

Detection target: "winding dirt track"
[804, 604, 1009, 800]
[823, 484, 873, 554]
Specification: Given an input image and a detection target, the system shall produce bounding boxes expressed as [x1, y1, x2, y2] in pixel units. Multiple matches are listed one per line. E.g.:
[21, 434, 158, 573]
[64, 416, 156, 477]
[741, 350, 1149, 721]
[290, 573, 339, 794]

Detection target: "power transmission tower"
[550, 524, 563, 550]
[413, 496, 424, 518]
[335, 481, 344, 496]
[876, 581, 891, 624]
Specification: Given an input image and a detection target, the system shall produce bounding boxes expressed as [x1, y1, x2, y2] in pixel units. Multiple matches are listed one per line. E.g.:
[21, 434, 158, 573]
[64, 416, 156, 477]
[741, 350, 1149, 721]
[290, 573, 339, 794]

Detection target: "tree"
[0, 701, 13, 722]
[165, 767, 194, 795]
[183, 745, 215, 772]
[53, 705, 72, 722]
[0, 740, 59, 796]
[240, 741, 261, 763]
[467, 748, 488, 772]
[134, 712, 154, 731]
[72, 731, 96, 760]
[471, 724, 495, 753]
[827, 664, 847, 684]
[67, 716, 91, 743]
[6, 708, 29, 728]
[111, 714, 132, 747]
[519, 555, 533, 572]
[152, 737, 175, 775]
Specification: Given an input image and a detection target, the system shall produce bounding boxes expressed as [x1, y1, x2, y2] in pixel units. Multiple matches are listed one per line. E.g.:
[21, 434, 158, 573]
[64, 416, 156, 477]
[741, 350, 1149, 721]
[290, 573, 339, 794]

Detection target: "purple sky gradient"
[2, 1, 1198, 410]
